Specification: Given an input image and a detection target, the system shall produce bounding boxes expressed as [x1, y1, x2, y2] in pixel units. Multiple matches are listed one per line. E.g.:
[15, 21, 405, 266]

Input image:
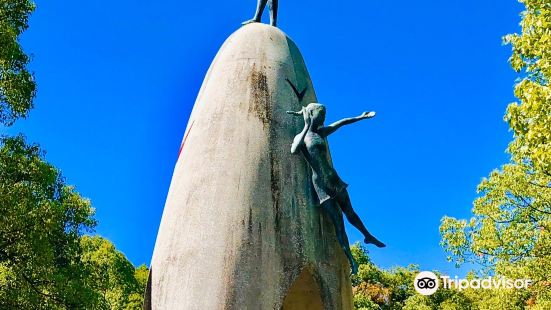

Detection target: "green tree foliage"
[351, 244, 475, 310]
[440, 0, 551, 308]
[80, 236, 148, 310]
[0, 0, 36, 126]
[0, 136, 149, 309]
[0, 2, 149, 308]
[351, 245, 536, 309]
[505, 0, 551, 174]
[0, 135, 97, 308]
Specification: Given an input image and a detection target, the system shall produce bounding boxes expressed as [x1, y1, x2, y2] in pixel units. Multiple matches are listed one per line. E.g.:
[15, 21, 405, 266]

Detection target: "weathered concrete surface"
[146, 23, 353, 310]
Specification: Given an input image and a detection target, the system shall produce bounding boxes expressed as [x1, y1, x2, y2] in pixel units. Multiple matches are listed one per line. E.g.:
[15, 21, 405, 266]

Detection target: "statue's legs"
[336, 191, 386, 248]
[242, 0, 267, 25]
[269, 0, 278, 27]
[321, 200, 358, 274]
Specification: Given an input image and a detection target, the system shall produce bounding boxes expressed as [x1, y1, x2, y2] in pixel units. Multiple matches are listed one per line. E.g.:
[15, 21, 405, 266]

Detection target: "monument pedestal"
[146, 23, 353, 310]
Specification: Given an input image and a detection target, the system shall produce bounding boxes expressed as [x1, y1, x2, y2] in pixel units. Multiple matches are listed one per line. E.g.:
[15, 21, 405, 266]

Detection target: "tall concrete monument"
[145, 22, 374, 309]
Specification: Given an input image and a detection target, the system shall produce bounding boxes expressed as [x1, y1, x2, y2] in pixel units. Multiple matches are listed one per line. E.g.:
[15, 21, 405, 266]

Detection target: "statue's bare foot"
[242, 19, 259, 25]
[364, 236, 386, 248]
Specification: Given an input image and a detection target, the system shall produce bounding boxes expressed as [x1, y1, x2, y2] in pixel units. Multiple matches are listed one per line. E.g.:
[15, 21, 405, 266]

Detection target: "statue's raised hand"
[360, 111, 376, 119]
[286, 110, 303, 116]
[286, 108, 310, 126]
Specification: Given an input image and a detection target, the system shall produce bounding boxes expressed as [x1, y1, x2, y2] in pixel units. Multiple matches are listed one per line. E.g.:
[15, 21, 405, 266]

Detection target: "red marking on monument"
[178, 121, 195, 159]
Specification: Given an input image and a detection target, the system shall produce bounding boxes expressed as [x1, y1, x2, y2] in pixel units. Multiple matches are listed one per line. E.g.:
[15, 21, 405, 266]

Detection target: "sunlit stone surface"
[146, 23, 353, 310]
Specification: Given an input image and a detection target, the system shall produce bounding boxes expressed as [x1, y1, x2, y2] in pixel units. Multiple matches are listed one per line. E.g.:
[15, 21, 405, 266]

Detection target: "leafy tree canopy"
[0, 0, 36, 126]
[351, 245, 536, 310]
[0, 136, 149, 309]
[1, 2, 150, 307]
[80, 236, 148, 310]
[440, 0, 551, 307]
[351, 244, 475, 310]
[0, 135, 97, 308]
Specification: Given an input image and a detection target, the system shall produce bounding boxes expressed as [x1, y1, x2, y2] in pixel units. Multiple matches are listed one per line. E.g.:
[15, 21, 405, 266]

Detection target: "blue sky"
[6, 0, 524, 276]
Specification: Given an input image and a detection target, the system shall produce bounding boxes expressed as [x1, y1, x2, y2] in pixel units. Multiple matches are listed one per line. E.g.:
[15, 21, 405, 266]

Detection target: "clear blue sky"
[6, 0, 523, 276]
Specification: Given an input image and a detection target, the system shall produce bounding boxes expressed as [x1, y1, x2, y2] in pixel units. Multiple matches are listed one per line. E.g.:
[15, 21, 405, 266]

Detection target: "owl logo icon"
[414, 271, 439, 295]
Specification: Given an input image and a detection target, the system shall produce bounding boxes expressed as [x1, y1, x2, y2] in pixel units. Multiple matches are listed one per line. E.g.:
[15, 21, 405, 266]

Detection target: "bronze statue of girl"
[288, 103, 385, 274]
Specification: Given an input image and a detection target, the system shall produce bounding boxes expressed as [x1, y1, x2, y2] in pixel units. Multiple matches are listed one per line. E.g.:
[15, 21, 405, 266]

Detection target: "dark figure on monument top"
[243, 0, 278, 27]
[287, 103, 385, 275]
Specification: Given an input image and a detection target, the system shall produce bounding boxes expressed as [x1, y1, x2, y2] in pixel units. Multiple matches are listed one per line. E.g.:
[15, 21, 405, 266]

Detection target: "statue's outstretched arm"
[320, 111, 375, 137]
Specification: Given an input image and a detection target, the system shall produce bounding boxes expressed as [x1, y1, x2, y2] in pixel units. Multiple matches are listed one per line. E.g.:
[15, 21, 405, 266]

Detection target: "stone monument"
[145, 16, 383, 309]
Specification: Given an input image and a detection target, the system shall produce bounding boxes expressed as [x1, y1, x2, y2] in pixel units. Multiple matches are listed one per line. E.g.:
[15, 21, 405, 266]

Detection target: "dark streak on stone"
[248, 65, 282, 235]
[248, 207, 253, 236]
[271, 147, 281, 233]
[248, 66, 271, 129]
